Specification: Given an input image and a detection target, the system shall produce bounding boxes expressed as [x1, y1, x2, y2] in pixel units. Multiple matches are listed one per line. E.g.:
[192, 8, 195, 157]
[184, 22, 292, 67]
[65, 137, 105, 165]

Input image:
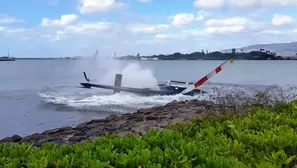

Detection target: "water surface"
[0, 59, 296, 138]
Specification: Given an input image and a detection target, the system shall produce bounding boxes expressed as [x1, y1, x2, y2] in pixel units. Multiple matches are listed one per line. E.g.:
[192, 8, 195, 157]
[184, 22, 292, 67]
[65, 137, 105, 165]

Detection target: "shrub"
[1, 100, 297, 167]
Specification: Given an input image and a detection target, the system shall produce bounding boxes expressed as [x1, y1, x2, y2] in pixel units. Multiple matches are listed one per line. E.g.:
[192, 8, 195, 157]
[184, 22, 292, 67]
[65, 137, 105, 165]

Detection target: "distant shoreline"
[119, 50, 297, 61]
[11, 49, 297, 61]
[16, 58, 62, 60]
[12, 58, 297, 61]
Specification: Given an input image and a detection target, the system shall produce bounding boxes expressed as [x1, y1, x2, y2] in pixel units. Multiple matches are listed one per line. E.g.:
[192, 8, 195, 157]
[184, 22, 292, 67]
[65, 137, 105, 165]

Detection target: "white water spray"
[100, 62, 159, 89]
[80, 54, 160, 89]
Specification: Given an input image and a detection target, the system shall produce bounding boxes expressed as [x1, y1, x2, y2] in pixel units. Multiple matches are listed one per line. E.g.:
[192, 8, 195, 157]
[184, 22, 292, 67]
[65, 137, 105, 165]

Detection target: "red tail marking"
[194, 76, 208, 88]
[215, 66, 222, 73]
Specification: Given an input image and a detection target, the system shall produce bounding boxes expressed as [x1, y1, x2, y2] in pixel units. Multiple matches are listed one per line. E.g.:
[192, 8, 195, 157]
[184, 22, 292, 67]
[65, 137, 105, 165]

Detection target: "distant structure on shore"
[118, 53, 159, 61]
[15, 49, 99, 60]
[140, 57, 158, 60]
[61, 56, 81, 60]
[0, 56, 15, 61]
[15, 56, 81, 60]
[0, 48, 15, 61]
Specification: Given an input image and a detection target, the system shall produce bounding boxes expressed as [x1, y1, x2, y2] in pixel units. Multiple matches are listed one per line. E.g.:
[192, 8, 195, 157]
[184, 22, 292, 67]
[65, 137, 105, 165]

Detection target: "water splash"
[75, 56, 159, 89]
[38, 91, 208, 113]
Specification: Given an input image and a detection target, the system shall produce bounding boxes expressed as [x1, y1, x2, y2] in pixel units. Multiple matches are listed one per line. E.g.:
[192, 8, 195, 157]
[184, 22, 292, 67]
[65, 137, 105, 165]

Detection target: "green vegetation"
[119, 49, 295, 60]
[1, 99, 297, 167]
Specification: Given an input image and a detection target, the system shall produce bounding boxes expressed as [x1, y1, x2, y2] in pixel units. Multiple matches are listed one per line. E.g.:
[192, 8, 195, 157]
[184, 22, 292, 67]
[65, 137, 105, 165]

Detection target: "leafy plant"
[2, 91, 297, 167]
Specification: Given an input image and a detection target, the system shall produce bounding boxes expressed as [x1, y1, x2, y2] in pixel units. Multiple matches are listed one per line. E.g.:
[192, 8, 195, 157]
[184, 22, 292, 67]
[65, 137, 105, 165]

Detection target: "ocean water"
[0, 58, 296, 138]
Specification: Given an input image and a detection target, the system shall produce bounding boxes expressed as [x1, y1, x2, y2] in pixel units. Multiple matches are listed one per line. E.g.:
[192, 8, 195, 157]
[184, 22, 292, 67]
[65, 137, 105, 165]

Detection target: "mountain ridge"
[221, 41, 297, 57]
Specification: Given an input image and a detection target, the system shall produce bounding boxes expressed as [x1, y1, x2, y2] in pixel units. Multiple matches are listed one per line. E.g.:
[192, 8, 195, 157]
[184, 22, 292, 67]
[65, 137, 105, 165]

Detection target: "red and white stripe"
[181, 58, 234, 94]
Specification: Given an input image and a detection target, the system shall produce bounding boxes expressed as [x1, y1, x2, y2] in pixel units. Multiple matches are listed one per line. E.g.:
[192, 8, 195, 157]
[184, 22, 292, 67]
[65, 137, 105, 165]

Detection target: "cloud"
[255, 29, 297, 38]
[155, 33, 185, 40]
[0, 16, 23, 24]
[203, 17, 267, 33]
[171, 11, 209, 27]
[227, 0, 297, 8]
[194, 0, 297, 8]
[60, 22, 119, 34]
[165, 16, 269, 40]
[137, 0, 152, 3]
[0, 27, 31, 34]
[41, 14, 79, 26]
[48, 0, 58, 5]
[180, 26, 244, 38]
[20, 37, 30, 40]
[182, 29, 207, 37]
[33, 13, 294, 51]
[193, 0, 224, 8]
[7, 28, 30, 33]
[127, 23, 169, 33]
[205, 17, 248, 27]
[205, 26, 244, 33]
[152, 17, 256, 40]
[2, 0, 297, 58]
[78, 0, 125, 14]
[39, 21, 120, 41]
[134, 39, 161, 45]
[0, 26, 35, 42]
[195, 10, 210, 21]
[203, 17, 248, 33]
[40, 34, 62, 41]
[272, 14, 294, 26]
[171, 13, 195, 26]
[38, 14, 120, 40]
[10, 11, 121, 41]
[256, 29, 283, 35]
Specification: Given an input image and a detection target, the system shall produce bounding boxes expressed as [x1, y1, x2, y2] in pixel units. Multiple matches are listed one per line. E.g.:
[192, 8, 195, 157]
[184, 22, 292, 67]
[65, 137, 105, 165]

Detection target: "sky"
[0, 0, 297, 58]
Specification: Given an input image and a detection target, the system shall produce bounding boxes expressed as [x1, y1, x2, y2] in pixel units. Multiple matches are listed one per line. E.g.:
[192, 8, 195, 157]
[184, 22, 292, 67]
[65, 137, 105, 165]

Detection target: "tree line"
[118, 49, 297, 60]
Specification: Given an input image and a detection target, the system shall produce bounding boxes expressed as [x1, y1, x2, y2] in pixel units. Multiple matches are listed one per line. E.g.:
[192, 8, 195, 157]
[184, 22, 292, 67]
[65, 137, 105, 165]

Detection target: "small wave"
[37, 91, 208, 113]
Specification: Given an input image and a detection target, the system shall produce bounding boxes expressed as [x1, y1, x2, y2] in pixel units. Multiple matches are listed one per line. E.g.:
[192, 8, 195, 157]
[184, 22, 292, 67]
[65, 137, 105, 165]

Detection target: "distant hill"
[221, 42, 297, 57]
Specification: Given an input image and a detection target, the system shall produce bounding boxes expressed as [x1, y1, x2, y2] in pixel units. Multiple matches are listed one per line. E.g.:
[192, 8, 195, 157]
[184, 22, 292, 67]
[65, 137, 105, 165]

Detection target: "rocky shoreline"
[0, 99, 224, 146]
